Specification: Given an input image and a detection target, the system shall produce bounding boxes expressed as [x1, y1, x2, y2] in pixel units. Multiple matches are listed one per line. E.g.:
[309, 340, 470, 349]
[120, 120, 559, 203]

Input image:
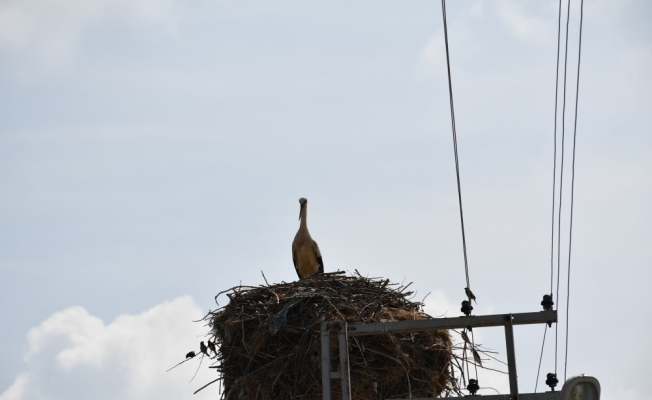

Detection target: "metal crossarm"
[321, 311, 557, 400]
[346, 311, 556, 336]
[405, 394, 561, 400]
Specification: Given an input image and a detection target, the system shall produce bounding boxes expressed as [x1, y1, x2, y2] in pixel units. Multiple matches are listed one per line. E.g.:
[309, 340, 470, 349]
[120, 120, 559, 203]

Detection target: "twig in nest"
[194, 377, 221, 395]
[352, 336, 368, 366]
[165, 352, 195, 372]
[400, 282, 413, 293]
[476, 348, 508, 366]
[261, 270, 270, 286]
[403, 365, 412, 399]
[190, 353, 204, 383]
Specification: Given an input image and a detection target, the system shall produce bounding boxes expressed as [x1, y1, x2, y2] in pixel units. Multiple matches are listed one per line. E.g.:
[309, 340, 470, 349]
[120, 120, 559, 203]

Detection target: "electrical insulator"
[461, 300, 473, 316]
[467, 379, 479, 396]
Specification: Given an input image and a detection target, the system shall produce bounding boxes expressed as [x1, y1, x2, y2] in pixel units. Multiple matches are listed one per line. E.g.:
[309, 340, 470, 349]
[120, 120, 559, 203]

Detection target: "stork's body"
[292, 198, 324, 279]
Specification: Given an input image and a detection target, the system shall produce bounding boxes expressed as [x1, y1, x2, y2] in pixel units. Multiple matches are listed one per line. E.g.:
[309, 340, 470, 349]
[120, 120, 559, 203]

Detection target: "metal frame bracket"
[320, 310, 557, 400]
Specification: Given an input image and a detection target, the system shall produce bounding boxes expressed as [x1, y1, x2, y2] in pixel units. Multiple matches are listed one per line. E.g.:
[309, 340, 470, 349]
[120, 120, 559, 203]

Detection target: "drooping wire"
[550, 0, 564, 299]
[543, 0, 563, 389]
[440, 0, 471, 294]
[470, 328, 479, 378]
[555, 0, 573, 376]
[440, 0, 477, 384]
[564, 0, 584, 381]
[463, 343, 470, 382]
[542, 0, 563, 390]
[534, 325, 548, 392]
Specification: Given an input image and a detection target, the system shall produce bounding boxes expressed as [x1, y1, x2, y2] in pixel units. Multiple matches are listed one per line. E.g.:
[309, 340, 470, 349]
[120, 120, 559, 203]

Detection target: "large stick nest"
[204, 272, 457, 400]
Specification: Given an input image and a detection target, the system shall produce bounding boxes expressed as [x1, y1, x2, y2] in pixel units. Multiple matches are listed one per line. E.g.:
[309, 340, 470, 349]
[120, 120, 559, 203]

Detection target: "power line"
[545, 0, 563, 387]
[534, 325, 548, 393]
[440, 0, 471, 295]
[470, 329, 479, 379]
[440, 0, 478, 386]
[565, 0, 585, 381]
[550, 0, 563, 299]
[555, 0, 572, 376]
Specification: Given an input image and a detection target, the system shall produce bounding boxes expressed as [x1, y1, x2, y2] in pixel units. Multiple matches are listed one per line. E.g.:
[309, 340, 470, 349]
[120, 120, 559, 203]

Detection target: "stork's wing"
[312, 241, 324, 274]
[292, 244, 301, 279]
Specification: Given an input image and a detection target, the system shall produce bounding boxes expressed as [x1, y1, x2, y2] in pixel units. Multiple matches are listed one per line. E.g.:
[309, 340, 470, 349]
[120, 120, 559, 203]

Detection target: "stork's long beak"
[298, 203, 304, 221]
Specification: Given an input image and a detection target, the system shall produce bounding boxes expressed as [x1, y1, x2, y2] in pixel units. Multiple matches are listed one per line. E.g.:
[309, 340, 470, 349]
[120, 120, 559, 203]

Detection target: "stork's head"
[298, 197, 307, 220]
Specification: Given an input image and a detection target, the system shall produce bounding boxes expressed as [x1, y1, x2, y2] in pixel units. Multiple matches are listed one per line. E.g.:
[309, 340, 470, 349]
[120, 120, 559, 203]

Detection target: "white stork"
[292, 198, 324, 279]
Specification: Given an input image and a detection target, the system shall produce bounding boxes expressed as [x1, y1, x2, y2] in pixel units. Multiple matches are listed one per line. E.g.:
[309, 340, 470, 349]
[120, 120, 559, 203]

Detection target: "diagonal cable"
[440, 0, 471, 295]
[440, 0, 478, 383]
[535, 325, 548, 392]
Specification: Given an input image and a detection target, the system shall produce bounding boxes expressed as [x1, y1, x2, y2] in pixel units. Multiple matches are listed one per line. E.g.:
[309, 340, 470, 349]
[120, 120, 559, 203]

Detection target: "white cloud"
[0, 297, 218, 400]
[0, 0, 182, 72]
[0, 375, 28, 400]
[423, 290, 455, 317]
[496, 1, 552, 44]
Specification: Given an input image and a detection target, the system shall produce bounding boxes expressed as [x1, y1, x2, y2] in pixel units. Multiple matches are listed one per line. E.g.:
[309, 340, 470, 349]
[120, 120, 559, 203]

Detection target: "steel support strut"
[504, 314, 519, 400]
[320, 322, 332, 400]
[338, 326, 351, 400]
[321, 321, 351, 400]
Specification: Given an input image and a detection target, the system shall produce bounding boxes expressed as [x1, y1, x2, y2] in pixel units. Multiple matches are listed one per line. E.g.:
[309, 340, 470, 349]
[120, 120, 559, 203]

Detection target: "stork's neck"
[300, 205, 308, 230]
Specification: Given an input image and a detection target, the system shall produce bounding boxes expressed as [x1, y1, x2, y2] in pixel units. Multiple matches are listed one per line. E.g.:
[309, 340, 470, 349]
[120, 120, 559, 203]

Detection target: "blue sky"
[1, 0, 650, 398]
